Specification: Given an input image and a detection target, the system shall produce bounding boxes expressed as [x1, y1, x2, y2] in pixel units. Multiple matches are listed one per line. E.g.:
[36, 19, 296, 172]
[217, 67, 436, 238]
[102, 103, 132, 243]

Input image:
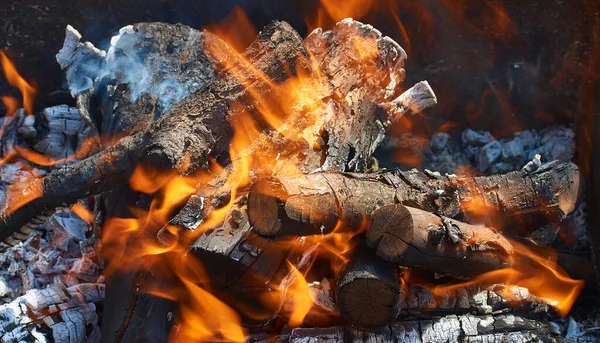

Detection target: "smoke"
[58, 24, 210, 112]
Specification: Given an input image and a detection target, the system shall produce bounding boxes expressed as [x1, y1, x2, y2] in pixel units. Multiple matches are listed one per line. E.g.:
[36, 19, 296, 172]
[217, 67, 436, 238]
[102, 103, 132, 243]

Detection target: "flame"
[404, 240, 584, 317]
[205, 6, 258, 53]
[14, 139, 97, 167]
[3, 176, 43, 215]
[89, 2, 590, 339]
[71, 202, 95, 223]
[285, 261, 313, 327]
[0, 51, 36, 115]
[306, 0, 373, 31]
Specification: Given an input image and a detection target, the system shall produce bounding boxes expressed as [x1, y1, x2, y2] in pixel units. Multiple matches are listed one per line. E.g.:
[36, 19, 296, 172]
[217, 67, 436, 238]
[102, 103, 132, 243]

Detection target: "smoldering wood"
[368, 204, 514, 279]
[335, 242, 400, 327]
[0, 18, 435, 243]
[0, 283, 104, 342]
[90, 22, 218, 343]
[257, 314, 559, 343]
[0, 20, 308, 240]
[247, 162, 582, 239]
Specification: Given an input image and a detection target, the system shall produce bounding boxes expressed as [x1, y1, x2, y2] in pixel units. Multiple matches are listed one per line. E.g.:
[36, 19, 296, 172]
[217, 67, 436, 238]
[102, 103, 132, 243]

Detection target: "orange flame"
[307, 0, 373, 31]
[14, 139, 97, 167]
[3, 176, 43, 215]
[0, 51, 36, 115]
[404, 240, 584, 317]
[71, 202, 95, 223]
[286, 261, 313, 327]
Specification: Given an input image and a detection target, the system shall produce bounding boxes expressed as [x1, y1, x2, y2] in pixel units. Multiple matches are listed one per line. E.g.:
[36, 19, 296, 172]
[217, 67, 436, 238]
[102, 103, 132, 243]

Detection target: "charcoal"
[463, 144, 480, 162]
[489, 161, 514, 174]
[0, 277, 12, 298]
[415, 125, 575, 177]
[513, 130, 540, 151]
[429, 132, 450, 153]
[475, 140, 502, 172]
[501, 137, 525, 164]
[462, 128, 494, 146]
[44, 211, 88, 242]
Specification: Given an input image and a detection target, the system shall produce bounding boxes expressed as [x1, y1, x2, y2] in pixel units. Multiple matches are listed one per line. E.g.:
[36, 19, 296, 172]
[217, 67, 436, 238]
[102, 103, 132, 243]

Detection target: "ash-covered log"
[247, 162, 582, 238]
[266, 314, 560, 343]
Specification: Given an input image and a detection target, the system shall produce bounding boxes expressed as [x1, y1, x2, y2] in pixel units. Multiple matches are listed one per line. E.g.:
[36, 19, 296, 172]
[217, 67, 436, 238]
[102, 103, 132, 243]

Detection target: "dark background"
[0, 0, 597, 135]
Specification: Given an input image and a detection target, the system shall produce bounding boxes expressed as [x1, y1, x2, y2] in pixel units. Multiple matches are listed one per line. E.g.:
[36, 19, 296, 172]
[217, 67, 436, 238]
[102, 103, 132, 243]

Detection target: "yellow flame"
[286, 261, 313, 327]
[0, 51, 36, 114]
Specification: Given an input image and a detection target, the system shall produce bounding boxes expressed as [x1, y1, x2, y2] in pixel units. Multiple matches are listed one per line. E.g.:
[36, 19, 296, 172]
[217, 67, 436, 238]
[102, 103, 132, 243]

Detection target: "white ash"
[0, 282, 104, 343]
[389, 125, 575, 175]
[0, 106, 103, 343]
[388, 125, 588, 251]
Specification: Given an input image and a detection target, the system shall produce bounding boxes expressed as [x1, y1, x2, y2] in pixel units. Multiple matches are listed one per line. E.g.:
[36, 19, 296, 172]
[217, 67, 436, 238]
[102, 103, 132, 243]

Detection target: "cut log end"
[366, 204, 413, 258]
[336, 244, 400, 328]
[337, 278, 399, 327]
[247, 179, 284, 236]
[557, 163, 583, 216]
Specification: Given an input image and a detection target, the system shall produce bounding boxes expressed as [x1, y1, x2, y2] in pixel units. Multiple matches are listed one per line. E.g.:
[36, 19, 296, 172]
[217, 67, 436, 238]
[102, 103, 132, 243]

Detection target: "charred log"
[0, 20, 308, 240]
[273, 314, 560, 343]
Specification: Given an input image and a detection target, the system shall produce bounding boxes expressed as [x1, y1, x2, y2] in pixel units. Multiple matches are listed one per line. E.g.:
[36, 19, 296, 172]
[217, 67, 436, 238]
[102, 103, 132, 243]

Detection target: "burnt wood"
[247, 162, 583, 238]
[0, 20, 308, 240]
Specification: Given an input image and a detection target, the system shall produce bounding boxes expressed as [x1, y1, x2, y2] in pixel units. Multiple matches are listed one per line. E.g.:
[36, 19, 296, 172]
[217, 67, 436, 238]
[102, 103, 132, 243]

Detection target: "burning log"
[272, 314, 559, 343]
[368, 204, 513, 278]
[0, 18, 436, 244]
[335, 242, 400, 327]
[0, 283, 104, 342]
[0, 20, 308, 239]
[247, 162, 582, 238]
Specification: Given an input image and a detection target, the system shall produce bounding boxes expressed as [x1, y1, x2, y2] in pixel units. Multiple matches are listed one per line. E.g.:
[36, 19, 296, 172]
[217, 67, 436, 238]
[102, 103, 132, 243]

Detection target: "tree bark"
[247, 162, 582, 238]
[0, 20, 308, 240]
[367, 204, 513, 279]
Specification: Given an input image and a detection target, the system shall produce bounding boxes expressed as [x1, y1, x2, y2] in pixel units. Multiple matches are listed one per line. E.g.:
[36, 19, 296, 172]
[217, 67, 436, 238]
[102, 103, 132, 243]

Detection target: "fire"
[285, 261, 313, 327]
[403, 239, 584, 317]
[0, 51, 36, 115]
[14, 139, 97, 167]
[307, 0, 373, 31]
[0, 2, 590, 341]
[71, 202, 95, 223]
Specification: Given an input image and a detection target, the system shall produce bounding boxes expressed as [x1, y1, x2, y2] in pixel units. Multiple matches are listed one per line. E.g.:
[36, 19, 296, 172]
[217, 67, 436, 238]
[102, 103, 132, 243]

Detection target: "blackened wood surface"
[0, 20, 307, 239]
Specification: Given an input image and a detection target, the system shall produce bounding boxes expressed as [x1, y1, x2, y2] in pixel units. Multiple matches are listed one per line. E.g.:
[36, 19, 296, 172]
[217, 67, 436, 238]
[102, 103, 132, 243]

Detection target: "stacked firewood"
[0, 17, 591, 343]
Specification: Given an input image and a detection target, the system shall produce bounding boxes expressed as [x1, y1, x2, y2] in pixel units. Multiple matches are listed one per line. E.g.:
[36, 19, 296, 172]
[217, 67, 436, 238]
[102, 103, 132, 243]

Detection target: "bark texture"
[368, 204, 514, 278]
[247, 162, 582, 238]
